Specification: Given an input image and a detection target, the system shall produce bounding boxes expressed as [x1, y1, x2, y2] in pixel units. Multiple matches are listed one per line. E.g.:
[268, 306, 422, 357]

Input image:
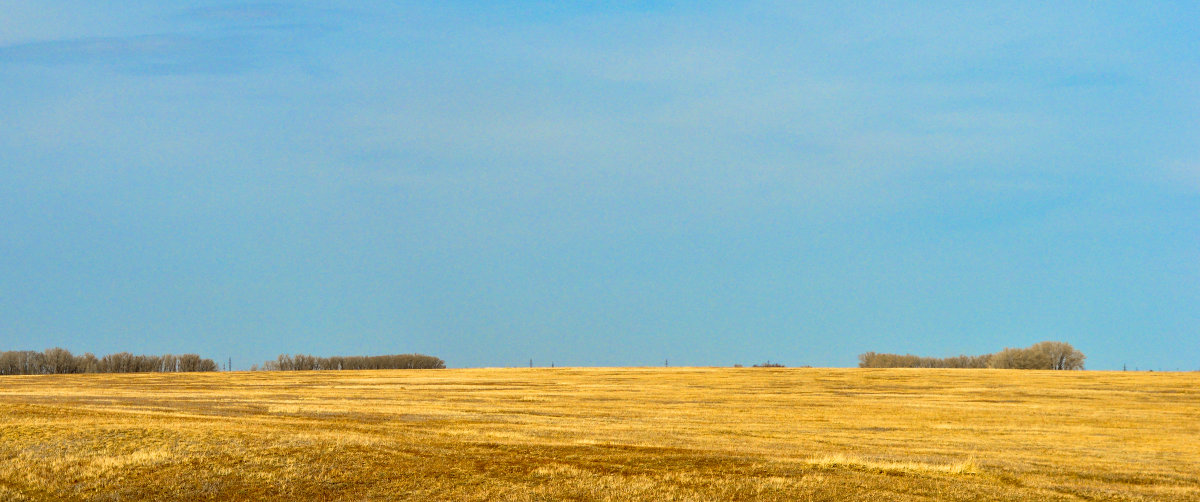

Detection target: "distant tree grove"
[253, 353, 446, 371]
[0, 348, 219, 375]
[858, 341, 1085, 370]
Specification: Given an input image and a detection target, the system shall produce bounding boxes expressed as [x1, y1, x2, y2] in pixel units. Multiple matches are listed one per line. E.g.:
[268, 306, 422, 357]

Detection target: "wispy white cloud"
[183, 3, 287, 22]
[0, 3, 341, 75]
[0, 34, 258, 74]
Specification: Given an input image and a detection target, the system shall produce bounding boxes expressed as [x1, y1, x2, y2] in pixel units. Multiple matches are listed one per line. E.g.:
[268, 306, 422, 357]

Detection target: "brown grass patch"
[0, 368, 1198, 500]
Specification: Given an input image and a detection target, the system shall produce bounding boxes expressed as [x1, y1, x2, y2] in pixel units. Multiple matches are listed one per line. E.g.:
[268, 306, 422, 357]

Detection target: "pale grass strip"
[807, 454, 980, 475]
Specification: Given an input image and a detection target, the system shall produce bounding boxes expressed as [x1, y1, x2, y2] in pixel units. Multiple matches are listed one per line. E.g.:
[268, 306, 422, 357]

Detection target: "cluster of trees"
[988, 342, 1087, 370]
[0, 348, 218, 375]
[253, 353, 445, 371]
[856, 353, 993, 369]
[858, 341, 1085, 370]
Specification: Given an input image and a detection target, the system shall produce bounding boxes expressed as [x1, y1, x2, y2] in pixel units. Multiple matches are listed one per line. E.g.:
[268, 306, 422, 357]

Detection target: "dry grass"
[1, 367, 1198, 500]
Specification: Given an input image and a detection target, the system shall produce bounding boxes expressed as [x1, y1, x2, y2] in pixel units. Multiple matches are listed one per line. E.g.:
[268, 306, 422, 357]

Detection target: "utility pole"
[529, 358, 532, 368]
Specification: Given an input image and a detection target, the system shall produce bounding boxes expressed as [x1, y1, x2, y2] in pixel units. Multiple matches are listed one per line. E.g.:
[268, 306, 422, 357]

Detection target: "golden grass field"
[1, 367, 1198, 501]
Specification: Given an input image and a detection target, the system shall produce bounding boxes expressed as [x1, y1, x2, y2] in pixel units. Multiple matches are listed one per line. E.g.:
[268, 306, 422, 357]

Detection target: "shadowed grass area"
[1, 368, 1198, 500]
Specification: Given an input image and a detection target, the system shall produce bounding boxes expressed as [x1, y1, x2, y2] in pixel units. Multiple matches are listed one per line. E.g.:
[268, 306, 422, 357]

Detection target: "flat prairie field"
[1, 368, 1198, 501]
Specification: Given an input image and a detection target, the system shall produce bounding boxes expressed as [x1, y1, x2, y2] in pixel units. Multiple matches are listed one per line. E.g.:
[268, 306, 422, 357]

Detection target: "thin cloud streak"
[0, 3, 341, 75]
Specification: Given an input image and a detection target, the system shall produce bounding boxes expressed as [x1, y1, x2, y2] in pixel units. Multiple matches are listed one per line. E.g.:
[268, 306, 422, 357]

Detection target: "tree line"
[0, 348, 219, 375]
[252, 353, 446, 371]
[858, 341, 1085, 370]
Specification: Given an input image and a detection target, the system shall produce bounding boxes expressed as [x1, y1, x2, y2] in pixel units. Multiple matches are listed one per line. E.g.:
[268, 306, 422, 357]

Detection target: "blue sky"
[1, 2, 1196, 370]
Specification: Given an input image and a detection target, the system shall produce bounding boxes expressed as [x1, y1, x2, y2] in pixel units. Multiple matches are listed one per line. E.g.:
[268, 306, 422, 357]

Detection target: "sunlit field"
[1, 368, 1197, 501]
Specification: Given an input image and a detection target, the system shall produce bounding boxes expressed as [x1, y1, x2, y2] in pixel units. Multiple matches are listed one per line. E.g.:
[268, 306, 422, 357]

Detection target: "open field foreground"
[1, 368, 1198, 501]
